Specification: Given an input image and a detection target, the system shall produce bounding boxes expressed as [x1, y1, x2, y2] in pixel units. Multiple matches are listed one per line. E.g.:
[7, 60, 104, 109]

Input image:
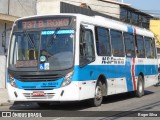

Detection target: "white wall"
[9, 0, 37, 17]
[37, 0, 61, 15]
[0, 0, 8, 14]
[0, 0, 36, 17]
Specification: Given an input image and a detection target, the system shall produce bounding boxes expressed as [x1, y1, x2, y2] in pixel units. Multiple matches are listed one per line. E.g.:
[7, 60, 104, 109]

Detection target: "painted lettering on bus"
[102, 57, 125, 64]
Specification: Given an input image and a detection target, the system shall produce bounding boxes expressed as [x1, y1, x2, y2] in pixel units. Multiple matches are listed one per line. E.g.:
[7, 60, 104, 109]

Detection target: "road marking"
[53, 117, 64, 120]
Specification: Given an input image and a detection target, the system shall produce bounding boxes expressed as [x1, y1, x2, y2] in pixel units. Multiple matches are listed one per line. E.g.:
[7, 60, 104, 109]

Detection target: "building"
[37, 0, 154, 29]
[150, 20, 160, 64]
[0, 0, 36, 88]
[150, 20, 160, 47]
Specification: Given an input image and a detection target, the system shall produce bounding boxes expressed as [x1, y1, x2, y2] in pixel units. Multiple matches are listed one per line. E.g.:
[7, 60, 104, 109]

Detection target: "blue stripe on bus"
[125, 58, 134, 91]
[72, 63, 158, 91]
[72, 65, 158, 81]
[127, 26, 133, 33]
[135, 65, 158, 75]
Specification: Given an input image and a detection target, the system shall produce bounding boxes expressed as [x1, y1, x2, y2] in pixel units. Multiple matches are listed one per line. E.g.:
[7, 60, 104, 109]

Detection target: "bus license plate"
[33, 91, 44, 96]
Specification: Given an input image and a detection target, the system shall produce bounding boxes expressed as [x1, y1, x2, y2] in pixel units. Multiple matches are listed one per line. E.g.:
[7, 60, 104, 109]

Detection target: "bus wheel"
[90, 81, 103, 107]
[37, 102, 51, 108]
[136, 75, 144, 97]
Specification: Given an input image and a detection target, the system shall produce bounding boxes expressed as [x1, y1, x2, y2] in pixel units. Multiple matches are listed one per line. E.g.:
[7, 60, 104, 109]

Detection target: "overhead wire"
[17, 0, 30, 16]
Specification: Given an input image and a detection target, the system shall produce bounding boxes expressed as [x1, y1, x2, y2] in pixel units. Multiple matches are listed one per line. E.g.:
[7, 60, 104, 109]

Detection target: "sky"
[123, 0, 160, 17]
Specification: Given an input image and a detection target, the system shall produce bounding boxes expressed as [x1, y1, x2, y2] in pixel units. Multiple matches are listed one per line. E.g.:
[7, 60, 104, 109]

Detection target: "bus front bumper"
[7, 82, 80, 102]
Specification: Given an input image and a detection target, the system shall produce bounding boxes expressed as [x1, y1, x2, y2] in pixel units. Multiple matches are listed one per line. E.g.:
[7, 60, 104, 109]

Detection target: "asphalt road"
[0, 85, 160, 120]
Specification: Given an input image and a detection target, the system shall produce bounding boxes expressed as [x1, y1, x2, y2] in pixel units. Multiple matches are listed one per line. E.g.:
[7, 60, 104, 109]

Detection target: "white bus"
[7, 14, 158, 107]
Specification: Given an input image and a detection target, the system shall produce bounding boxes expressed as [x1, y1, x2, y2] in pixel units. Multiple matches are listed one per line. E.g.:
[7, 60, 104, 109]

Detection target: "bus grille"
[23, 93, 55, 99]
[15, 74, 62, 82]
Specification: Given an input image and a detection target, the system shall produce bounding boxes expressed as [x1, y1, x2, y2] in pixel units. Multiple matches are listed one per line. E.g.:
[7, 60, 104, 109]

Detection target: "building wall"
[9, 0, 36, 17]
[0, 0, 8, 14]
[0, 21, 13, 88]
[37, 0, 120, 18]
[37, 0, 61, 15]
[0, 0, 36, 17]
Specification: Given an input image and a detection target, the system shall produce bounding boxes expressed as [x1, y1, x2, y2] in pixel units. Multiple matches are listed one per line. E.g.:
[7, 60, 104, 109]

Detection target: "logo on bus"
[102, 57, 125, 65]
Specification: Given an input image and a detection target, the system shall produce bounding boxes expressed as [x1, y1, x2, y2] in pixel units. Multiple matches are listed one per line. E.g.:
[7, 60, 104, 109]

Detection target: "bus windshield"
[9, 29, 75, 71]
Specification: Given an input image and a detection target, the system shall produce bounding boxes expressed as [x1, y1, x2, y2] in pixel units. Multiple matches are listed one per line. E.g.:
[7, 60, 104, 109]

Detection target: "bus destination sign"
[18, 18, 70, 29]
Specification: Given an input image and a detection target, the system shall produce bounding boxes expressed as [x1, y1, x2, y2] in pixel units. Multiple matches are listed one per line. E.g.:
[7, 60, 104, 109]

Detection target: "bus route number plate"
[33, 91, 44, 96]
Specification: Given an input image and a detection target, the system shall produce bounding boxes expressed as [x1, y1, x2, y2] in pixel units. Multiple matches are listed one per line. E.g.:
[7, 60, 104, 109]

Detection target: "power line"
[17, 0, 30, 16]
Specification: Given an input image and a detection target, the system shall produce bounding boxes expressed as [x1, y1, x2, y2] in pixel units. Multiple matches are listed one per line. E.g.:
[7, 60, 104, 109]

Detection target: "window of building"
[136, 35, 145, 58]
[95, 27, 111, 56]
[120, 7, 151, 29]
[127, 11, 131, 19]
[120, 8, 127, 21]
[132, 13, 138, 25]
[124, 33, 135, 57]
[110, 30, 124, 57]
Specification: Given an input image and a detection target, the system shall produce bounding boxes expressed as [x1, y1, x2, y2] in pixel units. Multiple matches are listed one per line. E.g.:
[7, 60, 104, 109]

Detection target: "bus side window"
[80, 26, 95, 67]
[95, 27, 111, 56]
[151, 38, 156, 59]
[145, 37, 152, 58]
[110, 30, 124, 57]
[154, 39, 157, 59]
[136, 35, 145, 58]
[124, 33, 135, 57]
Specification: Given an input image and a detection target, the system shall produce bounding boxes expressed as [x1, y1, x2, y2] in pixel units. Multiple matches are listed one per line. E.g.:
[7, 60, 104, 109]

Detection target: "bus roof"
[15, 13, 154, 38]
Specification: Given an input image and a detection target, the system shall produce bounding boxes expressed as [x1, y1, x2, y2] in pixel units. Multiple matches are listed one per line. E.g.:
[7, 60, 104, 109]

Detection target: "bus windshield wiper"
[47, 27, 60, 47]
[24, 30, 36, 49]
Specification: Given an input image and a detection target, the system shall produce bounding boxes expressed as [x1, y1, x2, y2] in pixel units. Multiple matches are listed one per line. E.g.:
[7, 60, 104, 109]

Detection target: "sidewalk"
[0, 88, 13, 106]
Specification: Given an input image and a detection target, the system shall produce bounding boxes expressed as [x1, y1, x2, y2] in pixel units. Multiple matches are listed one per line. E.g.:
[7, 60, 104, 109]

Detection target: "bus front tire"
[90, 81, 103, 107]
[136, 75, 144, 97]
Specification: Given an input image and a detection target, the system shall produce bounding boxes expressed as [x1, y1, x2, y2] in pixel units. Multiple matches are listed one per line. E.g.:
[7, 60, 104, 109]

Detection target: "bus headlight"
[61, 71, 73, 87]
[8, 74, 17, 88]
